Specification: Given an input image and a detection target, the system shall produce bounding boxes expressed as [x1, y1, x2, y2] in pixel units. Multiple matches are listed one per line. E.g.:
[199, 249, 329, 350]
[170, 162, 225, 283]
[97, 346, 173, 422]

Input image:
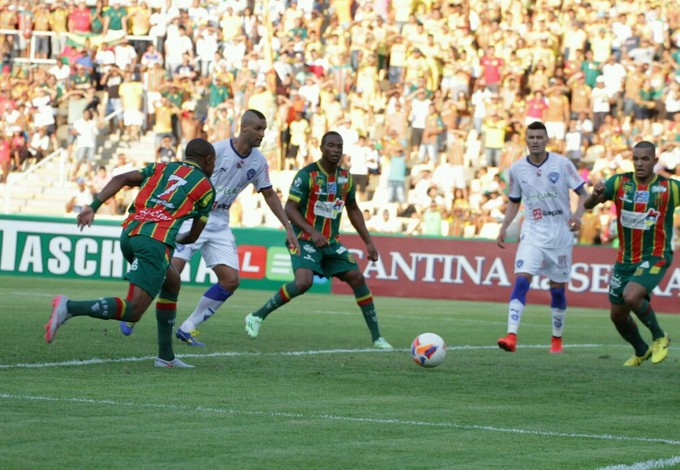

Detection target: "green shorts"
[290, 239, 359, 278]
[120, 231, 173, 298]
[608, 257, 669, 304]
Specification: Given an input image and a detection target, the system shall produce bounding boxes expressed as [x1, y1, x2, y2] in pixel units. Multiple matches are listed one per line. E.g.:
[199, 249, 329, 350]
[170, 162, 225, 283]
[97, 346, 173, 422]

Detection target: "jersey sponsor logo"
[619, 209, 659, 230]
[313, 198, 345, 219]
[338, 176, 348, 184]
[623, 182, 634, 192]
[548, 172, 559, 183]
[133, 207, 173, 222]
[634, 191, 649, 203]
[532, 208, 543, 220]
[651, 185, 667, 193]
[526, 191, 558, 201]
[293, 177, 303, 187]
[327, 182, 337, 194]
[303, 244, 316, 254]
[541, 209, 564, 217]
[619, 192, 633, 203]
[214, 203, 231, 211]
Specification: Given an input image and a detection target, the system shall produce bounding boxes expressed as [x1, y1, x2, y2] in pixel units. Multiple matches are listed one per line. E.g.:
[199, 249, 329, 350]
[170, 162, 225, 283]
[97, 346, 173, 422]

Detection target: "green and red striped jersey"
[603, 172, 680, 264]
[121, 161, 215, 247]
[288, 162, 355, 242]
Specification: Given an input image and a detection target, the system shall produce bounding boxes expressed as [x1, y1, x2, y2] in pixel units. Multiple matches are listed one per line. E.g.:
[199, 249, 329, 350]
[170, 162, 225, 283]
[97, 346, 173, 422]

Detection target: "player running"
[584, 140, 674, 366]
[45, 139, 216, 368]
[244, 131, 393, 349]
[119, 109, 299, 346]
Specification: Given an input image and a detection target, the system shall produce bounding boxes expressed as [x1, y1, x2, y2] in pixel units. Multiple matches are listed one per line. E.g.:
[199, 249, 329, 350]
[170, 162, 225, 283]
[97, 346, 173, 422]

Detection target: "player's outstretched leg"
[498, 276, 530, 352]
[631, 298, 669, 364]
[245, 283, 301, 338]
[177, 283, 233, 347]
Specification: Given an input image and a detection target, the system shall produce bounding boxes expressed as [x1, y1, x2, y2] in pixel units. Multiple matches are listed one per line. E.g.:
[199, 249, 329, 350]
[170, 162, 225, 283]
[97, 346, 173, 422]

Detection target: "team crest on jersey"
[516, 260, 524, 268]
[247, 169, 255, 180]
[634, 191, 649, 203]
[548, 172, 559, 183]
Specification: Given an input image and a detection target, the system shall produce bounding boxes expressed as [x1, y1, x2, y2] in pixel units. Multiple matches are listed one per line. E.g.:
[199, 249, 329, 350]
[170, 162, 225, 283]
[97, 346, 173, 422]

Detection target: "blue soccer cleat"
[176, 328, 205, 347]
[120, 321, 135, 336]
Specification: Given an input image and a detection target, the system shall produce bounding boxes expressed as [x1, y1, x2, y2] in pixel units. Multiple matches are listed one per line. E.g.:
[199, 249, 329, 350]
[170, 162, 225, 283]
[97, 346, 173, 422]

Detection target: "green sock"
[614, 316, 649, 356]
[353, 284, 381, 342]
[254, 282, 300, 319]
[67, 298, 135, 321]
[632, 299, 664, 340]
[156, 289, 177, 361]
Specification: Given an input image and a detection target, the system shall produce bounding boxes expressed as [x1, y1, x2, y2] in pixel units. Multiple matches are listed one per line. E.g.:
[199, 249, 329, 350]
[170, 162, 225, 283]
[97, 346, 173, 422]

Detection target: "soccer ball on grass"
[411, 333, 447, 368]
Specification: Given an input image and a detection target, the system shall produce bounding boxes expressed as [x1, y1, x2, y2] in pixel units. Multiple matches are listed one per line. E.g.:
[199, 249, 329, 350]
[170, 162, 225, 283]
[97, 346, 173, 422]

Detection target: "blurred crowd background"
[0, 0, 679, 245]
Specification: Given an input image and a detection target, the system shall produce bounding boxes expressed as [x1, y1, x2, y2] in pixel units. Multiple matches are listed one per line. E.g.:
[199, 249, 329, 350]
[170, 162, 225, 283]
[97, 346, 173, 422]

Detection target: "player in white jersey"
[496, 121, 589, 354]
[120, 109, 300, 346]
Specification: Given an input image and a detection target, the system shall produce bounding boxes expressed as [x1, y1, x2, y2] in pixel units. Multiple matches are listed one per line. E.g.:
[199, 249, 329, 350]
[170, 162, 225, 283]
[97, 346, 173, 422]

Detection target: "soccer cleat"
[245, 313, 262, 338]
[651, 334, 670, 364]
[623, 348, 652, 367]
[119, 321, 135, 336]
[154, 357, 195, 368]
[497, 333, 517, 352]
[373, 337, 394, 350]
[45, 295, 71, 343]
[176, 328, 205, 347]
[550, 336, 563, 354]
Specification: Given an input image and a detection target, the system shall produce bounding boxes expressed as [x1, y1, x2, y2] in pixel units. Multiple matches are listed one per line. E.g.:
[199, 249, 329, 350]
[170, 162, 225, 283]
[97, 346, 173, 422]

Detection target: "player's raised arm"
[77, 169, 145, 230]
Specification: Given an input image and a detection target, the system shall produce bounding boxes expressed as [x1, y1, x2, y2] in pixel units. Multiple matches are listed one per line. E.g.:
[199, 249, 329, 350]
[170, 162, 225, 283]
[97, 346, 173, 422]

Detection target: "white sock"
[551, 308, 566, 337]
[180, 297, 225, 331]
[507, 298, 525, 335]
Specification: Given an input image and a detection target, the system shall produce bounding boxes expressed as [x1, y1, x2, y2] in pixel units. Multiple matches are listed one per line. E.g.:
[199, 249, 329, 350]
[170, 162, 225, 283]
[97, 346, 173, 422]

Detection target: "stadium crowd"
[0, 0, 679, 244]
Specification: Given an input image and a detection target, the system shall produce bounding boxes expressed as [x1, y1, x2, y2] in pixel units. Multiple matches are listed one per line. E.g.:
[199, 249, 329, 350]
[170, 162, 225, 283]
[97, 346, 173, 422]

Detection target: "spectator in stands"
[65, 176, 93, 214]
[72, 109, 100, 178]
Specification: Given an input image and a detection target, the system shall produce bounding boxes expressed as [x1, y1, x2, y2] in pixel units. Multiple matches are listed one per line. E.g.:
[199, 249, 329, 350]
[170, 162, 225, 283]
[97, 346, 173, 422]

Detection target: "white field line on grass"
[0, 344, 617, 369]
[2, 392, 680, 448]
[598, 456, 680, 470]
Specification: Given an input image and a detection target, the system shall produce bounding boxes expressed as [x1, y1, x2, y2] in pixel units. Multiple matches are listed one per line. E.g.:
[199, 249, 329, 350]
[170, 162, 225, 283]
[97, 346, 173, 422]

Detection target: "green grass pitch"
[1, 275, 679, 469]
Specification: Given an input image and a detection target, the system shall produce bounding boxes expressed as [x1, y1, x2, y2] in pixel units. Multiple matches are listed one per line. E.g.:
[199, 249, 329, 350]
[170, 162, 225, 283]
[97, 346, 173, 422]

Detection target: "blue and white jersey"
[507, 152, 585, 248]
[205, 138, 272, 231]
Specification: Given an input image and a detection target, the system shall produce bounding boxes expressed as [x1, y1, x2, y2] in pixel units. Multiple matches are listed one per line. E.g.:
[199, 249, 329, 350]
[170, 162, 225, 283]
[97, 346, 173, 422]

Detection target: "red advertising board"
[333, 235, 680, 313]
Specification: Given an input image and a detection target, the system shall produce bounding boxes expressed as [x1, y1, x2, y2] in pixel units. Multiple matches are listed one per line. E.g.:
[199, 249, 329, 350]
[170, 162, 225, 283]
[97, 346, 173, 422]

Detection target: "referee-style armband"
[89, 197, 103, 213]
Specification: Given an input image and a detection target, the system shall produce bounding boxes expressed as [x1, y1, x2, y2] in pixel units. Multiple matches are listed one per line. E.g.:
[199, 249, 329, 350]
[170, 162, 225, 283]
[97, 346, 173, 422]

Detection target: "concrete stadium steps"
[4, 131, 158, 217]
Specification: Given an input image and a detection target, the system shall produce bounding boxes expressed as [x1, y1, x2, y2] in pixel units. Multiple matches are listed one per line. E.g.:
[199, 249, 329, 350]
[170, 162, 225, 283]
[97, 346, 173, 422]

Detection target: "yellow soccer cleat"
[623, 348, 652, 367]
[651, 334, 670, 365]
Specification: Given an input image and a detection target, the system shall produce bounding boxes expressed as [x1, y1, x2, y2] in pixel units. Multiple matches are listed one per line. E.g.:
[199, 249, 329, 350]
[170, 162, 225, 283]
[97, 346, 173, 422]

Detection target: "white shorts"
[514, 242, 572, 283]
[173, 227, 239, 270]
[123, 109, 144, 126]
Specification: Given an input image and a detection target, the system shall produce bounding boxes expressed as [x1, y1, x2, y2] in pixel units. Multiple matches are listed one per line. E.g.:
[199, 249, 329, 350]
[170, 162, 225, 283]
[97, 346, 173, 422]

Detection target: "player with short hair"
[244, 131, 393, 349]
[583, 141, 674, 366]
[497, 121, 589, 353]
[119, 109, 299, 346]
[45, 139, 217, 368]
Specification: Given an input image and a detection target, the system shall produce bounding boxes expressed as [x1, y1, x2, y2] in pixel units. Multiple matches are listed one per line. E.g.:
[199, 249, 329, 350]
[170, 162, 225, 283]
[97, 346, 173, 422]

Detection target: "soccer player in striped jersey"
[497, 121, 589, 354]
[584, 141, 675, 366]
[244, 131, 393, 349]
[45, 139, 217, 368]
[121, 109, 299, 346]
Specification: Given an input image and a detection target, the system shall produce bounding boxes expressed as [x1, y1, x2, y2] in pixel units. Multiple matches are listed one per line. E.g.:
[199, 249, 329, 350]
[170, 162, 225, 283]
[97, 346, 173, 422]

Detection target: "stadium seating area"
[0, 0, 679, 242]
